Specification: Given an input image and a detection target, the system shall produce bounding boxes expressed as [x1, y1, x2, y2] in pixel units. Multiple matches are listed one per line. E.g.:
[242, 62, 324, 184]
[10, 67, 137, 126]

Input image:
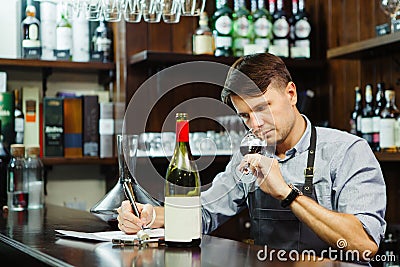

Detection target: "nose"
[248, 113, 263, 130]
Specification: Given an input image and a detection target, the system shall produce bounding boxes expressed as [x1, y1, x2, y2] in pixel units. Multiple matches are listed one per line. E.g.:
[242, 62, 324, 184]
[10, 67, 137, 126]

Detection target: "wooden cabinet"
[325, 0, 400, 224]
[0, 58, 116, 166]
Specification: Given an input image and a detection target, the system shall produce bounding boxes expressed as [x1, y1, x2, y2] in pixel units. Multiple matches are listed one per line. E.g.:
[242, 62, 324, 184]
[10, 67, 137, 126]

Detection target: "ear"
[285, 82, 297, 105]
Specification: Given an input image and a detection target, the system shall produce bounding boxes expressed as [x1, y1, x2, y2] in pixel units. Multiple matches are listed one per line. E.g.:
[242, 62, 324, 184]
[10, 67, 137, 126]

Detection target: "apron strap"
[303, 126, 316, 197]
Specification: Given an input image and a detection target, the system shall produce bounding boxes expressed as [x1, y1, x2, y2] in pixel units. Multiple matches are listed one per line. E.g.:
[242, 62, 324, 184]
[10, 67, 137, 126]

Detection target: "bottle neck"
[216, 0, 228, 9]
[269, 0, 275, 13]
[298, 0, 305, 12]
[258, 0, 265, 9]
[276, 0, 283, 11]
[292, 0, 298, 14]
[176, 120, 189, 143]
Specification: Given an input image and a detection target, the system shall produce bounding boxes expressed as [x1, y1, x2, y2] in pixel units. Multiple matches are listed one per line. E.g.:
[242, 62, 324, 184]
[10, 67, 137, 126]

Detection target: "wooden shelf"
[42, 157, 117, 166]
[327, 32, 400, 59]
[0, 58, 115, 72]
[374, 152, 400, 162]
[129, 50, 326, 69]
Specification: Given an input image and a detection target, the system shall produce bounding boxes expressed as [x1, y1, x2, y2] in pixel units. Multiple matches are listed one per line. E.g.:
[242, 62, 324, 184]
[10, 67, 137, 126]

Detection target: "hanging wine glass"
[380, 0, 400, 33]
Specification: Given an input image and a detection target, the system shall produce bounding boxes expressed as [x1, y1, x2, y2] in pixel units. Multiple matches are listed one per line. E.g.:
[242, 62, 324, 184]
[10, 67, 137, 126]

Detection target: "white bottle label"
[380, 118, 396, 148]
[273, 18, 289, 38]
[215, 15, 232, 35]
[372, 116, 381, 132]
[164, 196, 201, 242]
[29, 24, 39, 40]
[295, 19, 311, 38]
[235, 17, 250, 36]
[56, 27, 72, 50]
[15, 118, 24, 132]
[193, 35, 213, 55]
[361, 117, 373, 133]
[254, 18, 272, 37]
[215, 36, 232, 48]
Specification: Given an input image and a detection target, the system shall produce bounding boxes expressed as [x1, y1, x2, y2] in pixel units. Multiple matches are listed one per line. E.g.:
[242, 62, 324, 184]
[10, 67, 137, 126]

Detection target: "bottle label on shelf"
[254, 18, 272, 37]
[215, 36, 232, 48]
[215, 15, 232, 35]
[235, 17, 250, 36]
[295, 19, 311, 38]
[193, 35, 214, 55]
[361, 117, 373, 133]
[56, 27, 72, 51]
[273, 18, 289, 38]
[379, 118, 396, 148]
[255, 38, 270, 50]
[164, 196, 201, 242]
[28, 24, 39, 41]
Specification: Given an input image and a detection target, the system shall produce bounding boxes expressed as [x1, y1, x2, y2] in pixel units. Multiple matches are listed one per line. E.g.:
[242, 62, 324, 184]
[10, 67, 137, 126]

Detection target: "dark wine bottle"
[361, 84, 374, 147]
[372, 82, 385, 151]
[164, 113, 201, 247]
[350, 86, 362, 136]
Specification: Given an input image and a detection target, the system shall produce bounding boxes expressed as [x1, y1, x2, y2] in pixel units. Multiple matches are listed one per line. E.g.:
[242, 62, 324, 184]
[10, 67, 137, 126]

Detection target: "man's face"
[230, 82, 297, 146]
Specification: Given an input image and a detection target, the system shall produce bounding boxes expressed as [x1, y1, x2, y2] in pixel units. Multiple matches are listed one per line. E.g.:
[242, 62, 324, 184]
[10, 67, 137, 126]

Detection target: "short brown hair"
[221, 53, 292, 106]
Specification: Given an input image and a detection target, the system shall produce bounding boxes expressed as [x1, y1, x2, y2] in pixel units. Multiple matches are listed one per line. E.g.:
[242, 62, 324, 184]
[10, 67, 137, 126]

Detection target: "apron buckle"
[304, 167, 315, 178]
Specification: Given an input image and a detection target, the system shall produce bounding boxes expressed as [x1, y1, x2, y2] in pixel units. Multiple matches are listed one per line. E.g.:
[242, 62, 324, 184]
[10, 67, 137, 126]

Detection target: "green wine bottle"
[164, 113, 201, 247]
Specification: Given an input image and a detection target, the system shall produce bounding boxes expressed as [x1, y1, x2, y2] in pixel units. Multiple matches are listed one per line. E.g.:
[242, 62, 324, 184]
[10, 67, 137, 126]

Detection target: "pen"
[123, 180, 144, 230]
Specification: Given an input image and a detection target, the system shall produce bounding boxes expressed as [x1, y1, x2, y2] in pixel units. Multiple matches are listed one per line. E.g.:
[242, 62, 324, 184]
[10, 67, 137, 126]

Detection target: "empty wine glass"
[380, 0, 400, 33]
[238, 129, 268, 183]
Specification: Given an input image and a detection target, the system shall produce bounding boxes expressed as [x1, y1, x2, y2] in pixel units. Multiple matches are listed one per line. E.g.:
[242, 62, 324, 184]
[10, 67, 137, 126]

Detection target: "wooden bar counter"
[0, 204, 360, 267]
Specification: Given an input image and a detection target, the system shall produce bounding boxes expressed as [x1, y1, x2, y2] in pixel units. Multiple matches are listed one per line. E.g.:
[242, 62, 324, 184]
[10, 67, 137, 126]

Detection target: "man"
[117, 53, 386, 259]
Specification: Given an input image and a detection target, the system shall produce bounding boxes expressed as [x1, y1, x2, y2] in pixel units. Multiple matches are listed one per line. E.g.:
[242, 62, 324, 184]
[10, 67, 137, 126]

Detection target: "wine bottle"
[361, 84, 374, 147]
[164, 113, 201, 247]
[21, 4, 41, 59]
[232, 0, 252, 56]
[372, 82, 385, 151]
[252, 0, 273, 52]
[14, 89, 24, 144]
[270, 0, 290, 57]
[380, 90, 400, 152]
[290, 0, 311, 58]
[212, 0, 233, 57]
[193, 12, 215, 55]
[56, 4, 72, 60]
[350, 86, 362, 136]
[92, 19, 113, 62]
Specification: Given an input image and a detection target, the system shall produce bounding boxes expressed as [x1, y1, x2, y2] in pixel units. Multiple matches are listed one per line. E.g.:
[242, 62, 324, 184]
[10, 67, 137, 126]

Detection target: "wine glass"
[238, 129, 268, 184]
[380, 0, 400, 33]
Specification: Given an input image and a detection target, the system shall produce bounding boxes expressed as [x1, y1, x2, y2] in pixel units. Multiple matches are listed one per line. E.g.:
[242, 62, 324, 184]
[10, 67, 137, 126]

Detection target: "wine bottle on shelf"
[21, 4, 41, 59]
[350, 86, 362, 136]
[290, 0, 311, 58]
[55, 3, 72, 60]
[193, 12, 215, 55]
[270, 0, 290, 57]
[252, 0, 273, 52]
[212, 0, 233, 57]
[232, 0, 252, 56]
[92, 18, 113, 62]
[164, 113, 201, 247]
[288, 0, 298, 54]
[0, 121, 11, 209]
[379, 90, 400, 152]
[14, 89, 24, 145]
[360, 84, 374, 147]
[372, 82, 385, 151]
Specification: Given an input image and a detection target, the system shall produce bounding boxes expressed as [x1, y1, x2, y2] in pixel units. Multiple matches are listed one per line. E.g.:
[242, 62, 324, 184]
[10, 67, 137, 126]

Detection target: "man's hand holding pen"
[117, 201, 154, 234]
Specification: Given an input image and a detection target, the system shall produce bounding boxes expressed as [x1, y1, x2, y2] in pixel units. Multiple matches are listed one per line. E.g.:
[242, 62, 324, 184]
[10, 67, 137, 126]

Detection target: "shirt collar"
[274, 115, 312, 160]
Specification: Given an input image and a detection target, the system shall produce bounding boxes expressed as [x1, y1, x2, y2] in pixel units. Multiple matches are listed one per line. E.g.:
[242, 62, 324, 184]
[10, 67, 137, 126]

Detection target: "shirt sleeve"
[201, 151, 247, 234]
[333, 138, 387, 246]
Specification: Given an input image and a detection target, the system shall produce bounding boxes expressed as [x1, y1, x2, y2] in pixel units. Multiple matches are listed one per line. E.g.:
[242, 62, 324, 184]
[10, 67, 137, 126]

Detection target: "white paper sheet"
[55, 228, 165, 242]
